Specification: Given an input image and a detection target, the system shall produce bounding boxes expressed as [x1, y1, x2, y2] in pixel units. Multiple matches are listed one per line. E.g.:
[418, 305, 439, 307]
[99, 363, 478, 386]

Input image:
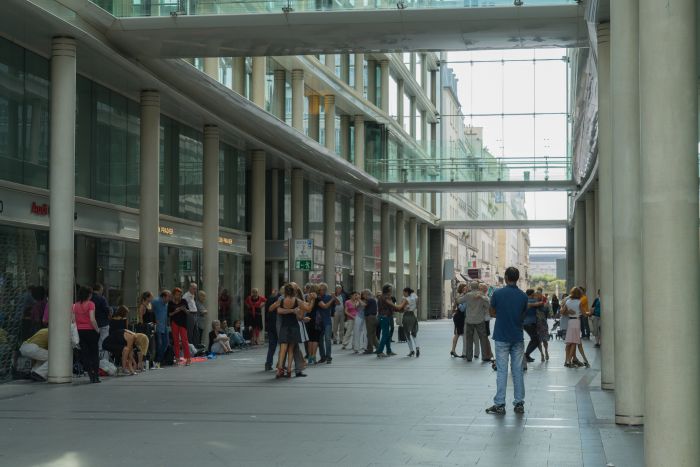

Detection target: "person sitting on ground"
[208, 320, 233, 355]
[19, 328, 49, 382]
[227, 320, 247, 348]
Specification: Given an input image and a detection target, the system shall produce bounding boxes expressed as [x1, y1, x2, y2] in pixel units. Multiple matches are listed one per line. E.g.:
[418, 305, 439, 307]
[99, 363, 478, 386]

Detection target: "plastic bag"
[99, 359, 117, 376]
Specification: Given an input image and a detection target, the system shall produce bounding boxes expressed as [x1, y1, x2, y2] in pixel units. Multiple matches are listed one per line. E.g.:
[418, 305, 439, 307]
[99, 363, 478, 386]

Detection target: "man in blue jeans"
[486, 267, 529, 415]
[317, 283, 337, 364]
[151, 289, 171, 369]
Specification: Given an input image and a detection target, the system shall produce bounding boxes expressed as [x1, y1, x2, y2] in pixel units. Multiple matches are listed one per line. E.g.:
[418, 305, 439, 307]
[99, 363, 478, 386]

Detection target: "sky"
[446, 49, 569, 248]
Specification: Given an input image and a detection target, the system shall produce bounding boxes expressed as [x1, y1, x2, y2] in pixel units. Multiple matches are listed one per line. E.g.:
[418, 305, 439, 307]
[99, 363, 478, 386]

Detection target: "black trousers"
[580, 316, 591, 338]
[523, 324, 540, 358]
[78, 329, 100, 376]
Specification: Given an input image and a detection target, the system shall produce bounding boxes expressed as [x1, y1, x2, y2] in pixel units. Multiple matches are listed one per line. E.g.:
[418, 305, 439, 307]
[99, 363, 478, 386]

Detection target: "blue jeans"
[265, 331, 278, 366]
[494, 340, 525, 406]
[319, 324, 332, 359]
[155, 331, 169, 363]
[376, 316, 392, 354]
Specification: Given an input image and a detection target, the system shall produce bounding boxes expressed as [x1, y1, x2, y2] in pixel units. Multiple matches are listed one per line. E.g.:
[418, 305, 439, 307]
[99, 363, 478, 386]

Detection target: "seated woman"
[227, 320, 247, 348]
[102, 328, 149, 375]
[208, 320, 233, 355]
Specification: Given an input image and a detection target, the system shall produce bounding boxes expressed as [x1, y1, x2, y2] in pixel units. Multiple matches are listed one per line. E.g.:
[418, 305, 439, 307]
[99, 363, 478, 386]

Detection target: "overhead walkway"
[78, 0, 587, 57]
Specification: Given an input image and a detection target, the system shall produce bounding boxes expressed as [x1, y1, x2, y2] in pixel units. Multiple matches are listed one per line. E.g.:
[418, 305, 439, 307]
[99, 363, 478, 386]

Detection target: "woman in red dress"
[244, 288, 266, 345]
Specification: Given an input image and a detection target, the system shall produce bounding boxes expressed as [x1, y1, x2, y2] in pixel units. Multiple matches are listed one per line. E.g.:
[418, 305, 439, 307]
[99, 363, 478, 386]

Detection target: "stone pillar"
[48, 37, 76, 384]
[291, 69, 304, 132]
[202, 125, 219, 344]
[409, 97, 417, 138]
[430, 68, 437, 106]
[203, 57, 219, 81]
[353, 194, 366, 291]
[324, 53, 336, 71]
[324, 95, 336, 152]
[395, 211, 405, 294]
[354, 115, 365, 170]
[354, 53, 364, 96]
[573, 200, 586, 289]
[367, 59, 376, 105]
[421, 111, 428, 150]
[397, 79, 405, 127]
[420, 53, 428, 93]
[324, 183, 336, 284]
[611, 0, 644, 426]
[291, 168, 304, 285]
[272, 69, 286, 121]
[340, 54, 350, 84]
[233, 57, 246, 96]
[380, 203, 390, 284]
[420, 223, 429, 321]
[270, 168, 280, 291]
[640, 0, 699, 462]
[251, 57, 266, 108]
[566, 226, 575, 291]
[585, 191, 596, 294]
[308, 94, 321, 141]
[408, 217, 417, 289]
[430, 122, 437, 157]
[597, 23, 615, 391]
[250, 150, 266, 293]
[340, 115, 351, 160]
[139, 90, 160, 296]
[380, 60, 390, 113]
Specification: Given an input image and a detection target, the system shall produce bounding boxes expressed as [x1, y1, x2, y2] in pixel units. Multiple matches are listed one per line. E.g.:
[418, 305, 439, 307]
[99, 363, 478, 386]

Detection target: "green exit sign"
[295, 260, 312, 271]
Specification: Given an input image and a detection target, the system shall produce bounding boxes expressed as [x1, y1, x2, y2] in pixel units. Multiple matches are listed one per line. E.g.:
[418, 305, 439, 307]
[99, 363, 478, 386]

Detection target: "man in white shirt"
[182, 283, 199, 345]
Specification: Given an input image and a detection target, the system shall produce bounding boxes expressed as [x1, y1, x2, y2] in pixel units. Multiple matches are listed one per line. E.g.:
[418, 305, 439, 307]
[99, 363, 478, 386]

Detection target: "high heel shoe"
[275, 367, 284, 379]
[584, 361, 590, 368]
[285, 367, 292, 378]
[450, 351, 459, 358]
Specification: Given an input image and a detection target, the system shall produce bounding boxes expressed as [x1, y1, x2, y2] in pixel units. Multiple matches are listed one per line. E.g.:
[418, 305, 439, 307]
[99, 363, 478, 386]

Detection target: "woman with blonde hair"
[562, 287, 590, 368]
[270, 283, 315, 377]
[208, 320, 232, 354]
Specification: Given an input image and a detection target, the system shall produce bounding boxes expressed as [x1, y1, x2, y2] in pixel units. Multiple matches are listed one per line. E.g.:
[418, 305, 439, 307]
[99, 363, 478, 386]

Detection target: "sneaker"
[407, 351, 415, 357]
[415, 348, 420, 358]
[514, 402, 525, 414]
[295, 372, 308, 377]
[526, 356, 535, 363]
[387, 352, 397, 356]
[486, 404, 506, 415]
[265, 363, 273, 371]
[326, 358, 332, 364]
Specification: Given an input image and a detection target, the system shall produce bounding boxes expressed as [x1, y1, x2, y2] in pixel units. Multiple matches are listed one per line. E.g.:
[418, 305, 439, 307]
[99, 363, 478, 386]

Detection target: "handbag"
[70, 321, 80, 348]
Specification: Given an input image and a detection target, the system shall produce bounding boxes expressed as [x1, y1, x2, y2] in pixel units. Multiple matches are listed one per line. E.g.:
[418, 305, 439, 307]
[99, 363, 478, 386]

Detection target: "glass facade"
[0, 37, 50, 189]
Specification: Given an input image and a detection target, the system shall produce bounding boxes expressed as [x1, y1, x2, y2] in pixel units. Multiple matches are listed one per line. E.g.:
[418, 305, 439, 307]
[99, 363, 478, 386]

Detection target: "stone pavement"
[0, 320, 643, 467]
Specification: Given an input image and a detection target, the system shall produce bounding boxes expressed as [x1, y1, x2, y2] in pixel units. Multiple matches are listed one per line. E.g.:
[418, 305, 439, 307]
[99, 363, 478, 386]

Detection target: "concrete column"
[640, 0, 699, 463]
[419, 223, 429, 321]
[421, 111, 428, 150]
[354, 53, 364, 96]
[380, 60, 390, 113]
[566, 226, 575, 291]
[324, 53, 336, 72]
[308, 94, 321, 141]
[204, 57, 219, 81]
[139, 90, 160, 296]
[380, 203, 390, 285]
[597, 24, 615, 391]
[340, 115, 351, 160]
[584, 192, 596, 294]
[367, 59, 376, 105]
[233, 57, 246, 95]
[270, 168, 280, 291]
[410, 53, 416, 75]
[202, 125, 219, 344]
[395, 211, 405, 293]
[611, 0, 644, 426]
[291, 168, 304, 285]
[291, 69, 304, 132]
[420, 53, 428, 93]
[48, 37, 76, 384]
[340, 54, 350, 83]
[430, 68, 437, 106]
[397, 79, 405, 127]
[408, 217, 417, 289]
[353, 194, 365, 290]
[250, 150, 266, 292]
[409, 97, 416, 138]
[324, 183, 336, 284]
[354, 115, 365, 170]
[272, 69, 286, 121]
[573, 200, 586, 288]
[430, 122, 437, 157]
[324, 95, 336, 152]
[251, 57, 266, 108]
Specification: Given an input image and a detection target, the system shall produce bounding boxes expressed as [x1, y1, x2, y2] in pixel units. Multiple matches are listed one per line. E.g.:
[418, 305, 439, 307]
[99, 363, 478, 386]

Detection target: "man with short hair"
[264, 288, 280, 371]
[579, 286, 590, 339]
[591, 289, 601, 347]
[331, 285, 346, 344]
[151, 290, 171, 369]
[462, 282, 493, 362]
[486, 267, 528, 415]
[91, 284, 111, 359]
[317, 283, 336, 364]
[182, 282, 199, 345]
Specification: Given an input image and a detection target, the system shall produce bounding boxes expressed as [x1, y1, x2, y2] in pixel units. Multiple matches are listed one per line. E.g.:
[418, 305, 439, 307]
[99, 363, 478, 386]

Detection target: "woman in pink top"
[73, 286, 100, 383]
[341, 291, 360, 350]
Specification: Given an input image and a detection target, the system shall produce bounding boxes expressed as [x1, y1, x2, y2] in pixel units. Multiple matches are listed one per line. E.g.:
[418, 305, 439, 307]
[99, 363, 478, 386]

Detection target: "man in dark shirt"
[486, 267, 529, 416]
[91, 284, 111, 359]
[264, 289, 280, 371]
[362, 291, 379, 354]
[317, 283, 336, 364]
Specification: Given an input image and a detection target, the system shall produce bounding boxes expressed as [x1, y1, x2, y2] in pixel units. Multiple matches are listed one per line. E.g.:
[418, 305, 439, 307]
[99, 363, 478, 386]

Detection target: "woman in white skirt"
[562, 287, 590, 368]
[352, 293, 367, 353]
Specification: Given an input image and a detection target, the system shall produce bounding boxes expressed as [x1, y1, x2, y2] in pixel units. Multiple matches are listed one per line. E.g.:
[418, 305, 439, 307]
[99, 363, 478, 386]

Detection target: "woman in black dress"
[451, 283, 467, 358]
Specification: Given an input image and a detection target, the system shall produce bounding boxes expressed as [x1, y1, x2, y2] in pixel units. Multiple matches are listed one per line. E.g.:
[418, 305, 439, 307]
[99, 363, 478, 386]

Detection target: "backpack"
[161, 345, 175, 366]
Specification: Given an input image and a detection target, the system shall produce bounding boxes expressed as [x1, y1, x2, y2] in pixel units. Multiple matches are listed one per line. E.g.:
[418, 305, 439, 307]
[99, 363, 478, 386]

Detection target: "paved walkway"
[0, 320, 642, 467]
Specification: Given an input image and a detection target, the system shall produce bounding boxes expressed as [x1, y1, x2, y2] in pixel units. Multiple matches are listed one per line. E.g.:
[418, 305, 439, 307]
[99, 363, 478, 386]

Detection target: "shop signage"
[218, 236, 234, 246]
[158, 226, 174, 235]
[31, 202, 49, 216]
[467, 268, 481, 279]
[293, 239, 313, 271]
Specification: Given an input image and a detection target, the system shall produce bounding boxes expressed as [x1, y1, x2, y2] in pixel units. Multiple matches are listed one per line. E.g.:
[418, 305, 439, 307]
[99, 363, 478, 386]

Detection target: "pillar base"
[615, 414, 643, 426]
[48, 376, 72, 384]
[601, 382, 615, 391]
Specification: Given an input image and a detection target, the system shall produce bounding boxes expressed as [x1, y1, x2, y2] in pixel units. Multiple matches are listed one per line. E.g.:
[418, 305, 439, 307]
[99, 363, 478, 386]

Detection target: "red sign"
[31, 202, 49, 216]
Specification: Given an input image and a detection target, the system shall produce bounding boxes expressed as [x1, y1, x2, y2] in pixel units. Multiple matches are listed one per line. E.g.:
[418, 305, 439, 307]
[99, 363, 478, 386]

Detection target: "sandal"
[275, 367, 284, 379]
